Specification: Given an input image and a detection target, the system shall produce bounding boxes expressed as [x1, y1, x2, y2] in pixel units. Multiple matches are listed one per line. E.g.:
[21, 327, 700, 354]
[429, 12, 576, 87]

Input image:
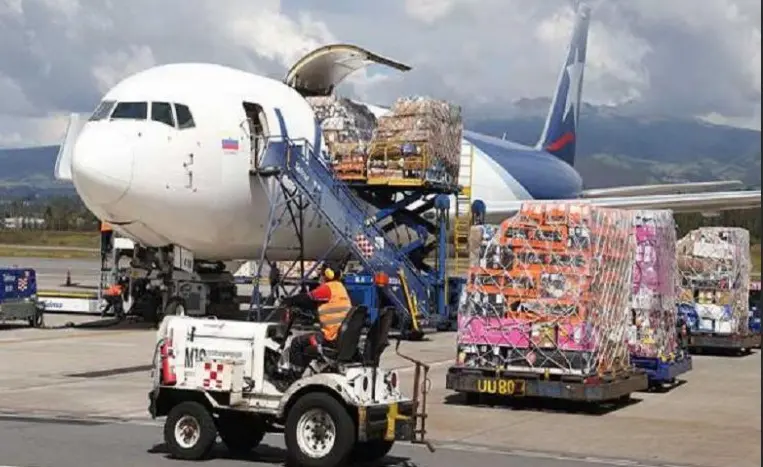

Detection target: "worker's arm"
[282, 283, 331, 311]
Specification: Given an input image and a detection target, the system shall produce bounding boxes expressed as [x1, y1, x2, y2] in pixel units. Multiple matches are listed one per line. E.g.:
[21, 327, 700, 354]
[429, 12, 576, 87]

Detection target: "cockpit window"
[89, 100, 116, 121]
[174, 104, 195, 129]
[111, 102, 148, 120]
[151, 102, 175, 127]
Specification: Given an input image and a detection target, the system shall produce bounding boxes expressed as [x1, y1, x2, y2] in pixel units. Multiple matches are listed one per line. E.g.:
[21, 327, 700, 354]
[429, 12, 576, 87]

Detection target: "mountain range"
[0, 98, 760, 199]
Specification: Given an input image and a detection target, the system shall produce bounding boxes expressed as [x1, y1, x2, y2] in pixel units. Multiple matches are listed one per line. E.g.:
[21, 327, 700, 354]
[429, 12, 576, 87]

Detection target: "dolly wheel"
[163, 401, 217, 460]
[284, 393, 355, 467]
[463, 392, 481, 405]
[351, 439, 395, 463]
[28, 309, 44, 328]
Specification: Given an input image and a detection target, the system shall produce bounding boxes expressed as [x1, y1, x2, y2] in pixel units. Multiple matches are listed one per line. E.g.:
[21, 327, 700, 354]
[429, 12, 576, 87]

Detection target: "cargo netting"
[368, 96, 463, 185]
[676, 227, 751, 335]
[456, 203, 635, 377]
[306, 95, 377, 147]
[307, 96, 377, 181]
[628, 210, 679, 359]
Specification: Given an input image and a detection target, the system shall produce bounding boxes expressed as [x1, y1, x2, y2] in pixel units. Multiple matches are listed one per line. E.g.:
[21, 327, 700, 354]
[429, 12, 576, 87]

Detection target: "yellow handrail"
[398, 267, 421, 332]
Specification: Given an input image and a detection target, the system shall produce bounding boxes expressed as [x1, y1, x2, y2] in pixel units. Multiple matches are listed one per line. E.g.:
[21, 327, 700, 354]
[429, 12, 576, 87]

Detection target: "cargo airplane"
[55, 4, 761, 264]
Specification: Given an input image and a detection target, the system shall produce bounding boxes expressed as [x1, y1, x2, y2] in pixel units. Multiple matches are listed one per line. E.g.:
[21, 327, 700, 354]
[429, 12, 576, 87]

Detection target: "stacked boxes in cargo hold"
[677, 227, 751, 335]
[456, 203, 635, 377]
[306, 95, 377, 180]
[628, 210, 680, 359]
[369, 97, 463, 185]
[306, 95, 463, 186]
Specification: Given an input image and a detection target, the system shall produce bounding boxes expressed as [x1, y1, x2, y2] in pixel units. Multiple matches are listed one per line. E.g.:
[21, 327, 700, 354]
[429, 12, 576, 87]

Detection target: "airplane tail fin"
[535, 3, 591, 166]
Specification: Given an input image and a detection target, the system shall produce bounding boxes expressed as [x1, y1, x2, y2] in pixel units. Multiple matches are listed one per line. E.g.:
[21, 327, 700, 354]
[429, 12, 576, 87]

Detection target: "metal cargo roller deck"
[445, 367, 647, 403]
[447, 203, 650, 403]
[687, 331, 761, 352]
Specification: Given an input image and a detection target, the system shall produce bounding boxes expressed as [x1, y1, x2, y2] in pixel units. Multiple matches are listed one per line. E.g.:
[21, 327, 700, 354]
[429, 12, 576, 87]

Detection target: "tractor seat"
[316, 305, 368, 365]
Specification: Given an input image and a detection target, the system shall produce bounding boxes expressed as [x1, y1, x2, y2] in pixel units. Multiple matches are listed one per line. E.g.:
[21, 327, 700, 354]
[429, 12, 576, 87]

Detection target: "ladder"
[251, 136, 433, 330]
[452, 142, 475, 276]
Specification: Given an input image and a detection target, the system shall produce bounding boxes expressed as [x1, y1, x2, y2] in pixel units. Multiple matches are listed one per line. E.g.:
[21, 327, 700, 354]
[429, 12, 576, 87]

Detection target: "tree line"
[674, 210, 761, 244]
[1, 196, 100, 231]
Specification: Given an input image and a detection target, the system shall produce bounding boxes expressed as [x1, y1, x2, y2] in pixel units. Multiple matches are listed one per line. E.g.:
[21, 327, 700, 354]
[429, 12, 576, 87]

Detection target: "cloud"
[0, 0, 759, 147]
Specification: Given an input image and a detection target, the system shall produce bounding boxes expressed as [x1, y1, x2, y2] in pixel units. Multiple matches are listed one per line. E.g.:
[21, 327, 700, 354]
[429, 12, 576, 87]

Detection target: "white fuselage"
[69, 63, 522, 261]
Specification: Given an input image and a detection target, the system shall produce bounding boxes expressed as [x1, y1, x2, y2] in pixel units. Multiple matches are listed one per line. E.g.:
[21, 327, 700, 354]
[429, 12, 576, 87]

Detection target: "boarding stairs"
[251, 136, 434, 331]
[452, 142, 475, 276]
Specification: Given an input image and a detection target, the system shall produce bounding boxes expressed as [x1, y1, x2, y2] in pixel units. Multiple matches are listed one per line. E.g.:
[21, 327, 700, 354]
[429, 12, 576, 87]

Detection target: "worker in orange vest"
[101, 275, 128, 320]
[281, 263, 351, 372]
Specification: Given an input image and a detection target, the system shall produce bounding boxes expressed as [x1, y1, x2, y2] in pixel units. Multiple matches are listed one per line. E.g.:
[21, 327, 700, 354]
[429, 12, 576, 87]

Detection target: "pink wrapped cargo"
[455, 203, 635, 377]
[628, 210, 679, 359]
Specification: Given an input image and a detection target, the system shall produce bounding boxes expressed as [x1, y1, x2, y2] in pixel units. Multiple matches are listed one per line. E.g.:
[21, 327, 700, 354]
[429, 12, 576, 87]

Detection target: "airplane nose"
[71, 126, 135, 207]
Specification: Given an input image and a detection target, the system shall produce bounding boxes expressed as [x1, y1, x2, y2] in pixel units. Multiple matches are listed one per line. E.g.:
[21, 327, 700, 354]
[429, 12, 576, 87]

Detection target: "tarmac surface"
[0, 257, 761, 467]
[0, 416, 674, 467]
[0, 312, 760, 467]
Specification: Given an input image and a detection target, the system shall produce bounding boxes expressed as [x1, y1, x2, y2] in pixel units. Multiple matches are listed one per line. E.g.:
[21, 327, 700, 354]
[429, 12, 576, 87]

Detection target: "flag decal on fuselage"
[221, 138, 239, 151]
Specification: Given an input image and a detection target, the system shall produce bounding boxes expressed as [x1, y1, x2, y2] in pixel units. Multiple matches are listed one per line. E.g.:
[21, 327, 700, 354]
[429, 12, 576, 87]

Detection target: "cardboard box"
[369, 96, 463, 183]
[456, 203, 634, 376]
[306, 96, 377, 146]
[628, 210, 679, 359]
[676, 227, 750, 335]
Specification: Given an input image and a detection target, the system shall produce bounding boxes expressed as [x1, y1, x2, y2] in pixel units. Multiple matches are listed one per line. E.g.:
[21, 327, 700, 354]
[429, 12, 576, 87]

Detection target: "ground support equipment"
[0, 268, 44, 327]
[148, 304, 434, 466]
[687, 331, 761, 354]
[345, 183, 458, 331]
[247, 132, 457, 337]
[445, 366, 648, 403]
[630, 352, 692, 390]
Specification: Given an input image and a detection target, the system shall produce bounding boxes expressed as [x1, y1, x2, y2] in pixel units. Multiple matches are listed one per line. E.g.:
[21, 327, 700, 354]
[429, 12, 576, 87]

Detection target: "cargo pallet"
[247, 131, 462, 337]
[687, 331, 761, 354]
[630, 353, 692, 390]
[445, 366, 648, 403]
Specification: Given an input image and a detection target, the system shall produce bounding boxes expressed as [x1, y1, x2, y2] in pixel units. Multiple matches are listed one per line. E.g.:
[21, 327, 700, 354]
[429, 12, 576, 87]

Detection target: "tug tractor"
[148, 306, 433, 467]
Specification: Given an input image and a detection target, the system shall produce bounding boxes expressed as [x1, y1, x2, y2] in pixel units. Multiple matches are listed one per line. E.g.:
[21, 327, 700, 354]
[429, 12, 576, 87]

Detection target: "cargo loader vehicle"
[148, 305, 433, 467]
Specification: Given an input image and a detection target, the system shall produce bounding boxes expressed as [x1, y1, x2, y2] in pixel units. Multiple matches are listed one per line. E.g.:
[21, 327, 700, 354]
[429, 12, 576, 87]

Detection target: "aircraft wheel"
[165, 299, 186, 317]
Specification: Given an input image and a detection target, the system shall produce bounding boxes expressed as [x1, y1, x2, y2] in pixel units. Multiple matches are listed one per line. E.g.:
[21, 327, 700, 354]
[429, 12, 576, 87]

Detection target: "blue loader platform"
[630, 351, 692, 390]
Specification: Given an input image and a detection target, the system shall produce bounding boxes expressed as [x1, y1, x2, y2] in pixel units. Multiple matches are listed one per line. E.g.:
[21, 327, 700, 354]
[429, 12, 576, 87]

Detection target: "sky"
[0, 0, 760, 148]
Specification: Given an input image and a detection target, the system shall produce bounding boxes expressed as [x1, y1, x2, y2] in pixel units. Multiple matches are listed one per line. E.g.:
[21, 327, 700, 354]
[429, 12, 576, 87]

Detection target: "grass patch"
[0, 246, 98, 260]
[0, 230, 99, 248]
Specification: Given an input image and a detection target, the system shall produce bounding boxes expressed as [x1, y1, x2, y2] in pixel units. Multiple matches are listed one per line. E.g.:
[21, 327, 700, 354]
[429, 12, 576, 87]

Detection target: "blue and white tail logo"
[536, 4, 591, 166]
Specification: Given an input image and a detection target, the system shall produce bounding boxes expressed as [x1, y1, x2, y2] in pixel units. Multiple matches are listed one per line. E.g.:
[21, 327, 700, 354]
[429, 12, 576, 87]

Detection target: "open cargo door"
[284, 43, 412, 96]
[54, 113, 87, 181]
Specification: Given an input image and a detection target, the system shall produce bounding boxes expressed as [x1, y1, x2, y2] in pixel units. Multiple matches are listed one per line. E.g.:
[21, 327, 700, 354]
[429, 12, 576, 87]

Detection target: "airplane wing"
[581, 180, 746, 198]
[484, 189, 761, 222]
[54, 113, 87, 181]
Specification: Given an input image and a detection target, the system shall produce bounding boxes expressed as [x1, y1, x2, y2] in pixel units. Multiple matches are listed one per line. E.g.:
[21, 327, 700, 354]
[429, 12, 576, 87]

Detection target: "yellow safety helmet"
[322, 267, 335, 281]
